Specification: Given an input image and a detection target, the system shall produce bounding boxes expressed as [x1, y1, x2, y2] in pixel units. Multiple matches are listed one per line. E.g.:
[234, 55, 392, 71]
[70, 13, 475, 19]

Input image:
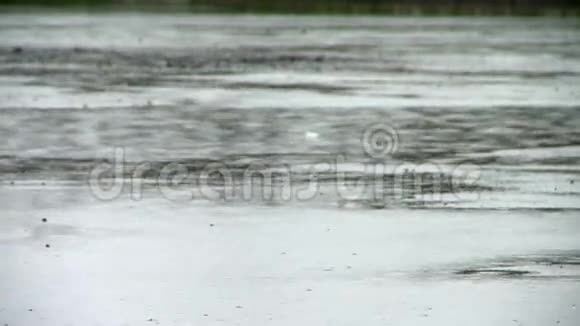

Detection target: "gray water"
[1, 13, 580, 326]
[1, 15, 580, 208]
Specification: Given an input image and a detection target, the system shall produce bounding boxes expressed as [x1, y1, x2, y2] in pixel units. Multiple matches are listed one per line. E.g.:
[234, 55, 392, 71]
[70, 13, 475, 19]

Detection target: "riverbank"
[1, 0, 580, 16]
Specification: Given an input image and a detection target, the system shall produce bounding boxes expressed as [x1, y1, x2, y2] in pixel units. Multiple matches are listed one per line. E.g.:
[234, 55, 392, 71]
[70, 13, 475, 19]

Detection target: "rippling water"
[1, 14, 579, 210]
[1, 13, 580, 326]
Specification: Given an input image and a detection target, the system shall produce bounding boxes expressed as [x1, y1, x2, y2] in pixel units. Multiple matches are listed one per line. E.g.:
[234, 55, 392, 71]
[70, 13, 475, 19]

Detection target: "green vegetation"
[1, 0, 579, 15]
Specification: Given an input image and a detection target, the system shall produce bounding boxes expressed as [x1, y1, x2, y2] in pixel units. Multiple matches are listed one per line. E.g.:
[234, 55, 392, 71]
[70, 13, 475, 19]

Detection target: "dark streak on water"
[452, 252, 580, 280]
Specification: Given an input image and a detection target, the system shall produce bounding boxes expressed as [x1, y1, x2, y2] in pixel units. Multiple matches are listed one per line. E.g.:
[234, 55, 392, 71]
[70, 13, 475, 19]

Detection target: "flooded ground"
[1, 13, 580, 326]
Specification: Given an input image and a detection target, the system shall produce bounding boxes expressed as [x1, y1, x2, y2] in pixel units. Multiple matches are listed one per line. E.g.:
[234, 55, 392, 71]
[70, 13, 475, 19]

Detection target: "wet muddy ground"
[0, 13, 580, 326]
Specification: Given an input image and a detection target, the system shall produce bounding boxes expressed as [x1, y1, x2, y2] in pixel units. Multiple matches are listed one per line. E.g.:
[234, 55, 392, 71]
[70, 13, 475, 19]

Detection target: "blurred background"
[1, 0, 580, 15]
